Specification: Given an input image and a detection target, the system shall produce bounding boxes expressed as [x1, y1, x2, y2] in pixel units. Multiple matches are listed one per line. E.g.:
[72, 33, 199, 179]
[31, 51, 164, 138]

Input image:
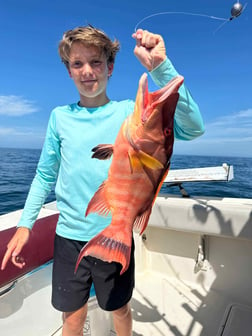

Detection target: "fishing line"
[134, 3, 247, 71]
[134, 3, 247, 33]
[135, 11, 229, 71]
[134, 11, 227, 33]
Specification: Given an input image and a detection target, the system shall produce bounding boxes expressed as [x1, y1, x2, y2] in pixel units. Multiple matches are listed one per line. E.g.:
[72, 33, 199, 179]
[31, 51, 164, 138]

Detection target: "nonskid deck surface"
[52, 271, 233, 336]
[132, 271, 229, 336]
[1, 260, 251, 336]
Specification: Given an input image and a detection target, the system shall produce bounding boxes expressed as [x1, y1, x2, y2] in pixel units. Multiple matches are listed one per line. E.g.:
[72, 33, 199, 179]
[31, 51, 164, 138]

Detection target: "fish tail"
[75, 227, 132, 275]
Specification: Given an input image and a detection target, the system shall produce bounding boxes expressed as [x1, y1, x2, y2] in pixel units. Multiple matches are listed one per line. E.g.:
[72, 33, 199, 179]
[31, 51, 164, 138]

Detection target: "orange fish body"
[76, 73, 184, 274]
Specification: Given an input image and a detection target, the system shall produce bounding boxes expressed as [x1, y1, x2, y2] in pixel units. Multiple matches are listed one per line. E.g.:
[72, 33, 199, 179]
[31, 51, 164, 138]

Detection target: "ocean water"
[0, 147, 251, 216]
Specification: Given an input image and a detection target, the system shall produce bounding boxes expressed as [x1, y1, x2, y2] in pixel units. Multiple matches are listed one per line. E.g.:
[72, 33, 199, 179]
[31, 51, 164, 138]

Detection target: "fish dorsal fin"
[91, 144, 114, 160]
[133, 165, 171, 235]
[133, 207, 152, 235]
[85, 182, 111, 217]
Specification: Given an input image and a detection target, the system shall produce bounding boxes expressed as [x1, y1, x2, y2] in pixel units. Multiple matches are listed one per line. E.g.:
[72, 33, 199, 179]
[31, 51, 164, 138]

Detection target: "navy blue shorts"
[52, 234, 135, 312]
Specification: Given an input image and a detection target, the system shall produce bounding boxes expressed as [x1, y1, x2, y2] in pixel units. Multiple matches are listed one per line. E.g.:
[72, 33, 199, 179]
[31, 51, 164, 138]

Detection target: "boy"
[1, 26, 204, 336]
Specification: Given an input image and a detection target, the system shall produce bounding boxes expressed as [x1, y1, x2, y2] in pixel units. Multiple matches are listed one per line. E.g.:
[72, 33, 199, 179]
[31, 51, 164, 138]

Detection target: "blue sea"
[0, 147, 251, 216]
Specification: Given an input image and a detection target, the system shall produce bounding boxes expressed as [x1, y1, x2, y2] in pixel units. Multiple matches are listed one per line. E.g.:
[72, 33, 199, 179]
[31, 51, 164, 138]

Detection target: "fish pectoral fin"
[91, 144, 114, 160]
[85, 182, 111, 217]
[128, 149, 143, 173]
[128, 148, 163, 173]
[138, 150, 164, 170]
[133, 207, 152, 235]
[75, 229, 132, 275]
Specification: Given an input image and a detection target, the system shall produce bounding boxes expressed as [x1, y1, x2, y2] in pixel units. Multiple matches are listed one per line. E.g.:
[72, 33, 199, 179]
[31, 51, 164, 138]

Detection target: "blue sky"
[0, 0, 251, 157]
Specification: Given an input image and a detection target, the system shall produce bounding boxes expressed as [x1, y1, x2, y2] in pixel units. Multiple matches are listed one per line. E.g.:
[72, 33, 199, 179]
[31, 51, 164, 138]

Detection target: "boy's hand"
[132, 29, 166, 71]
[1, 227, 30, 270]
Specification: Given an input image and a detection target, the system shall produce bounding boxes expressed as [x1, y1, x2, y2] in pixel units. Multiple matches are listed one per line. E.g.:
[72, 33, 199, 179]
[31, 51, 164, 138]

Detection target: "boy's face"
[68, 42, 113, 106]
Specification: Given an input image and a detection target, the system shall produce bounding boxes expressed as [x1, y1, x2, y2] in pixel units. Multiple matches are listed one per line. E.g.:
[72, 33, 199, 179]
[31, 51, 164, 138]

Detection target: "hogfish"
[76, 73, 184, 274]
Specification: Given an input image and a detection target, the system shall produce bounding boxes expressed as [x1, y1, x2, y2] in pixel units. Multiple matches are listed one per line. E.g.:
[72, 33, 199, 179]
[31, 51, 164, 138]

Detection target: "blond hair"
[58, 25, 120, 69]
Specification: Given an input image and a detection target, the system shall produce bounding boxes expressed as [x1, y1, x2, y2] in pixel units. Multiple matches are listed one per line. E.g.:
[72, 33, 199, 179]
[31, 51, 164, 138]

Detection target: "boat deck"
[133, 272, 228, 336]
[52, 269, 249, 336]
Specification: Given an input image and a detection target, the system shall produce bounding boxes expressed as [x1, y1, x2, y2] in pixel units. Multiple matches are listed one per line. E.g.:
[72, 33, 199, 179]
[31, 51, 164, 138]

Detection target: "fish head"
[126, 73, 184, 154]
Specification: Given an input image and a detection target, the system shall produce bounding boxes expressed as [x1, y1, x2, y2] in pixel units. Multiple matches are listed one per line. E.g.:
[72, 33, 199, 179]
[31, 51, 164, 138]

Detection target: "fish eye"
[164, 128, 172, 136]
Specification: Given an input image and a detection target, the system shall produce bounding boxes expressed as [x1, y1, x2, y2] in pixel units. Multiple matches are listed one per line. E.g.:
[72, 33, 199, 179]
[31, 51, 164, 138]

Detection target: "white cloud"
[197, 136, 252, 144]
[174, 108, 252, 157]
[0, 127, 44, 138]
[203, 108, 252, 140]
[0, 127, 15, 135]
[0, 126, 46, 148]
[0, 95, 39, 116]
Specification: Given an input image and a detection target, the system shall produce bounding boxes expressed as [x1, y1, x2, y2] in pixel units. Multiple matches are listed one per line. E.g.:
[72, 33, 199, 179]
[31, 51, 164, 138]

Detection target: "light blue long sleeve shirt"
[17, 57, 204, 241]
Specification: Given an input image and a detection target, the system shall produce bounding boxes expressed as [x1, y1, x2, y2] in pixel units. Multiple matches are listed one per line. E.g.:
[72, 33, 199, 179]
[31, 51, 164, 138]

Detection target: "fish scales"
[75, 73, 184, 275]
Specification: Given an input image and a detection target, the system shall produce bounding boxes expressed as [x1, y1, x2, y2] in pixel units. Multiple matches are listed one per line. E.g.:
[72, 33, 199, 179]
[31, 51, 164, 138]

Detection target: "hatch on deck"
[217, 304, 252, 336]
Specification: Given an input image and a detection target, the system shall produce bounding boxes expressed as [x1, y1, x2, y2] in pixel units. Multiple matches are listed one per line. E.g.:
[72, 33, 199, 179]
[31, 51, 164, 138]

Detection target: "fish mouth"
[138, 73, 184, 122]
[149, 75, 184, 105]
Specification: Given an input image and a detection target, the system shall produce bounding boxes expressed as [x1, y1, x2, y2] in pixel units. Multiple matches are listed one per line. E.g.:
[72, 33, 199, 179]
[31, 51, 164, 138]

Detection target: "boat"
[1, 164, 252, 335]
